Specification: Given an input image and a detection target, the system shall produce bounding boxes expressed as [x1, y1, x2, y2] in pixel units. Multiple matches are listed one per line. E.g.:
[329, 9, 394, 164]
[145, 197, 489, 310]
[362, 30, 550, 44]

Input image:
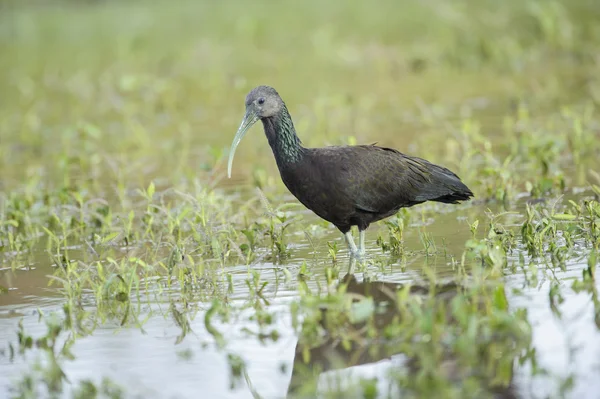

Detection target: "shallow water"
[2, 252, 599, 399]
[1, 196, 599, 398]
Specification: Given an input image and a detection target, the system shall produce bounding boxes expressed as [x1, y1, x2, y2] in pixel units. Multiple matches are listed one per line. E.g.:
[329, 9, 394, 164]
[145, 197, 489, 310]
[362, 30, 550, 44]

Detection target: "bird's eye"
[258, 98, 265, 105]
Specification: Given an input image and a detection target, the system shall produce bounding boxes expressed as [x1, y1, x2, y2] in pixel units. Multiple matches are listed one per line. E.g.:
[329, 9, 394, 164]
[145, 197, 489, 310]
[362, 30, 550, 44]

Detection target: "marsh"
[0, 0, 599, 398]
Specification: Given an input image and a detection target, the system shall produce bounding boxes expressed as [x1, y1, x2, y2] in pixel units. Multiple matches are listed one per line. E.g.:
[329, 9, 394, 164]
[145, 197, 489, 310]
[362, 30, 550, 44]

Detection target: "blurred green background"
[1, 0, 598, 196]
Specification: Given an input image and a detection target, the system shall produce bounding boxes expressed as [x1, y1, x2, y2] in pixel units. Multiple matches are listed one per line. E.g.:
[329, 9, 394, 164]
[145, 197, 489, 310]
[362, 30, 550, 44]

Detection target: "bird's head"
[244, 85, 283, 119]
[227, 85, 283, 178]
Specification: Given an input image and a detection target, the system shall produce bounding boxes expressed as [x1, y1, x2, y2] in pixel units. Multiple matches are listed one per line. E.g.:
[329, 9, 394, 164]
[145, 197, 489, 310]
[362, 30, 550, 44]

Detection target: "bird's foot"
[346, 251, 365, 274]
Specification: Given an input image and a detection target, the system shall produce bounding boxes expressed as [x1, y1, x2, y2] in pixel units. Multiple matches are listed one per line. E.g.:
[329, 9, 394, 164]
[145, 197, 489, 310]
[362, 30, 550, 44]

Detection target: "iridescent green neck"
[261, 104, 304, 166]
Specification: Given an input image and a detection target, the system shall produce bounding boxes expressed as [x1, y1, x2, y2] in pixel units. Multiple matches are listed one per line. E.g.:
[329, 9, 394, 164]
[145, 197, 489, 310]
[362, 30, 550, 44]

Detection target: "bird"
[227, 85, 473, 259]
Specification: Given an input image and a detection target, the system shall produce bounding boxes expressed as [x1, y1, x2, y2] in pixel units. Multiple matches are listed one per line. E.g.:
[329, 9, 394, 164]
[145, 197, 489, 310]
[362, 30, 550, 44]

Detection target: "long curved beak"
[227, 108, 259, 178]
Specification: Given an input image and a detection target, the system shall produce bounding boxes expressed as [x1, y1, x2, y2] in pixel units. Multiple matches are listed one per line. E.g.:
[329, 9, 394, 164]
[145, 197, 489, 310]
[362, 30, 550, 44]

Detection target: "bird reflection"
[287, 270, 519, 399]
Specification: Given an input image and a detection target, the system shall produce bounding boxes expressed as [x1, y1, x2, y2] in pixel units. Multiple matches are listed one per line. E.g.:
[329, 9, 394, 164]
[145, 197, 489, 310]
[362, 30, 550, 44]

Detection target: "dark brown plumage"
[227, 85, 473, 258]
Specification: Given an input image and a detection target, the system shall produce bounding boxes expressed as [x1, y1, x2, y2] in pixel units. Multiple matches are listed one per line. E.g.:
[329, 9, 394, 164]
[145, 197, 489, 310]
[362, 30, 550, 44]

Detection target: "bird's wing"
[329, 145, 468, 213]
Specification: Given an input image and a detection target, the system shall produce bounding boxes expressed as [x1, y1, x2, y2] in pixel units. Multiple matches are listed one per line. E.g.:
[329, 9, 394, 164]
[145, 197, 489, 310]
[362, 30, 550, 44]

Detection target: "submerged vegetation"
[0, 0, 599, 398]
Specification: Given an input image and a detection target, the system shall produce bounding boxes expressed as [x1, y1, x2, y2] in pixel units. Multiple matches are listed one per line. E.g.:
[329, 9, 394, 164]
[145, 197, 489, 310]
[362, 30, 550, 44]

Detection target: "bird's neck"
[261, 105, 305, 167]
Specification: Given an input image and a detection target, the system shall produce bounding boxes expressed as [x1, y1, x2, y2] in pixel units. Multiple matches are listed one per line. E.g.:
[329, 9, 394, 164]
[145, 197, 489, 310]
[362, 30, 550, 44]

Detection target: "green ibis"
[227, 86, 473, 259]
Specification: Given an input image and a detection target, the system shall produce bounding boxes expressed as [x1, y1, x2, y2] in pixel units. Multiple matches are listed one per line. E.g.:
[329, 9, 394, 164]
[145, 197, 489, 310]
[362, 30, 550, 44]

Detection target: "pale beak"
[227, 107, 259, 178]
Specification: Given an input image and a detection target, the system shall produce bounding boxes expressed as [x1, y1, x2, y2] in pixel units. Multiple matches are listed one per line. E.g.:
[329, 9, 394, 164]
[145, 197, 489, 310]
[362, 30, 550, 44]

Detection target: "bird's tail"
[408, 157, 474, 204]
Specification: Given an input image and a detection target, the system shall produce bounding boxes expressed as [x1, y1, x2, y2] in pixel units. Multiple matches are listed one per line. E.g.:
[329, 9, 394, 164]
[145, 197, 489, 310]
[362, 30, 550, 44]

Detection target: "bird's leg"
[344, 231, 359, 257]
[358, 229, 366, 257]
[344, 230, 366, 262]
[347, 257, 357, 275]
